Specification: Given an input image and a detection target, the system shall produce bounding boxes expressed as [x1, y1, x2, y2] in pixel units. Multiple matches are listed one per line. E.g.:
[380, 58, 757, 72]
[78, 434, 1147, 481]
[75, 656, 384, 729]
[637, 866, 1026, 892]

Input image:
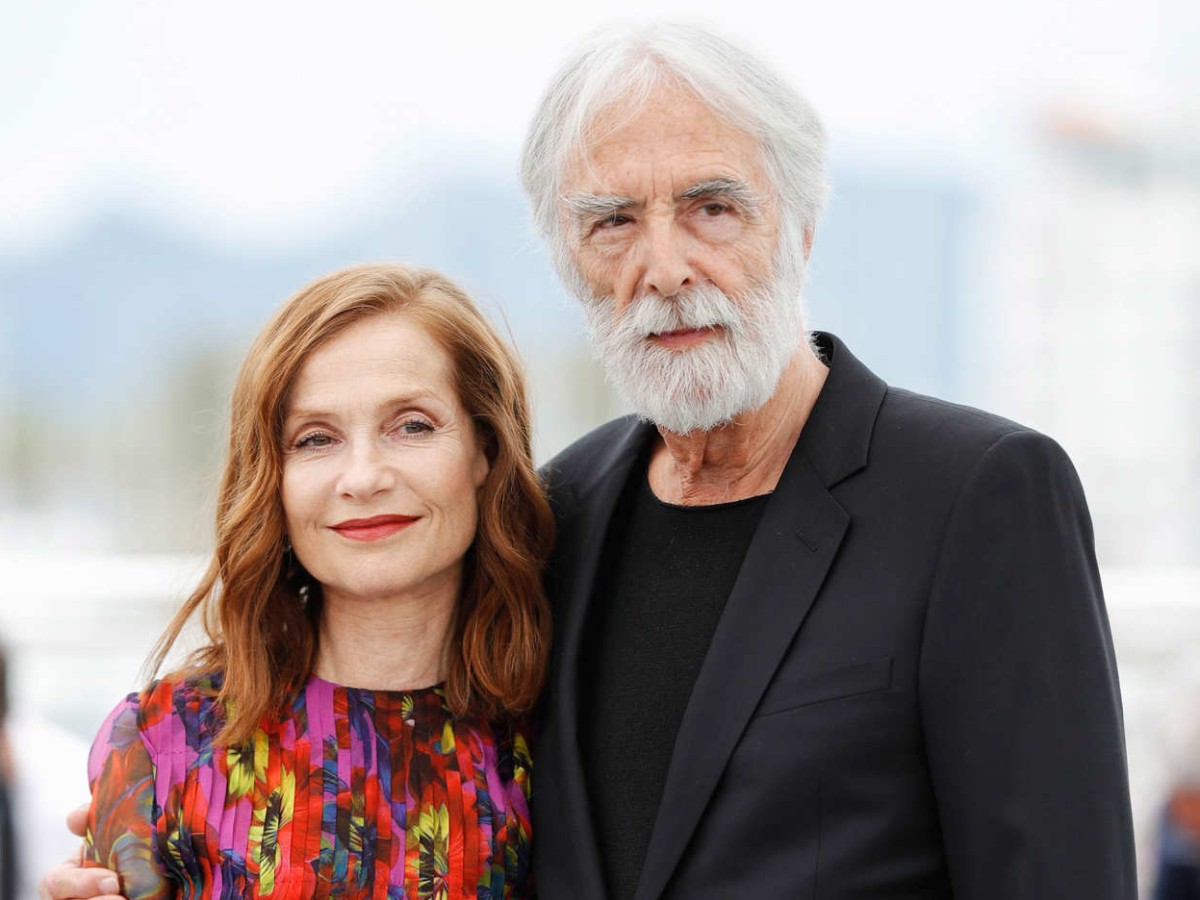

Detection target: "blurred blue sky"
[2, 0, 1195, 252]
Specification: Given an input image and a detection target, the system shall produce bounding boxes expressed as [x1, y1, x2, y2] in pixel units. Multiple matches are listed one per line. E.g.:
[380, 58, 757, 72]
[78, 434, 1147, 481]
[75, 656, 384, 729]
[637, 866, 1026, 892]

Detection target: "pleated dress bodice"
[84, 673, 532, 899]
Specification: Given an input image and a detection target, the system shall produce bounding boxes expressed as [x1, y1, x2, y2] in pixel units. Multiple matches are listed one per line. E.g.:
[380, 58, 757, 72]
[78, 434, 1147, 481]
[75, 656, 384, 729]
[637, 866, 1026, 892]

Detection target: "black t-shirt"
[580, 462, 769, 899]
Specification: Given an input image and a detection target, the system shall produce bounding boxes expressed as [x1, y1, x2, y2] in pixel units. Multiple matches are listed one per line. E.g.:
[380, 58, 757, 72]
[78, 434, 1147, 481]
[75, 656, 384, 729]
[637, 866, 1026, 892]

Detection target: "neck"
[647, 343, 828, 506]
[313, 581, 458, 691]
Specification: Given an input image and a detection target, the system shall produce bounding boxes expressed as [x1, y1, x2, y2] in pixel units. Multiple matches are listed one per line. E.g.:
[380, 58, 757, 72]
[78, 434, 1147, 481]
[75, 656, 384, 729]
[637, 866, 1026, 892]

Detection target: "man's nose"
[336, 441, 396, 500]
[639, 218, 694, 298]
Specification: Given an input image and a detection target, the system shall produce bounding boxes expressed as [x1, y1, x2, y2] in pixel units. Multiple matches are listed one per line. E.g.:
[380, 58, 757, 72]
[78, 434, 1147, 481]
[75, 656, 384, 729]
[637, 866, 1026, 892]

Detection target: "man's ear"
[803, 225, 815, 262]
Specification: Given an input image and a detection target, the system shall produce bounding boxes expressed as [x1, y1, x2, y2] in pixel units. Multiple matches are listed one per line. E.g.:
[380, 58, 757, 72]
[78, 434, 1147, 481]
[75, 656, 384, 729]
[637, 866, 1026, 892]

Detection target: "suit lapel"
[541, 417, 656, 895]
[633, 334, 887, 900]
[632, 451, 848, 900]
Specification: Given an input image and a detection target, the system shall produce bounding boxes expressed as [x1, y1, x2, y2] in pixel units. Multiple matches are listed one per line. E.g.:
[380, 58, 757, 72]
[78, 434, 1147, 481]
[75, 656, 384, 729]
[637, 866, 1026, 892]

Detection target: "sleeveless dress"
[83, 673, 532, 899]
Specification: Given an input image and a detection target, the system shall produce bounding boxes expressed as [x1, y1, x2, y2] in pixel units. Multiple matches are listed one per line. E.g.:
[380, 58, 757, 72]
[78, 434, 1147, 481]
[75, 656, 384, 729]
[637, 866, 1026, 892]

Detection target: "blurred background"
[1, 0, 1198, 895]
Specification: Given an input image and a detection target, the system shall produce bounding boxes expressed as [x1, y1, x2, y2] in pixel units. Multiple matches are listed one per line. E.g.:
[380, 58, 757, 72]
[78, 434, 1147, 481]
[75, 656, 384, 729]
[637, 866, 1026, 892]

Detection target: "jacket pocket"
[754, 656, 893, 718]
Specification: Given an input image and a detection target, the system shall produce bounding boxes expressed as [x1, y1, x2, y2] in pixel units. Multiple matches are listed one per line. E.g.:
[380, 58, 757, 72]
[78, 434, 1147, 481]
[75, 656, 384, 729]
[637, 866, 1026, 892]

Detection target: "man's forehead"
[561, 85, 765, 191]
[590, 116, 730, 153]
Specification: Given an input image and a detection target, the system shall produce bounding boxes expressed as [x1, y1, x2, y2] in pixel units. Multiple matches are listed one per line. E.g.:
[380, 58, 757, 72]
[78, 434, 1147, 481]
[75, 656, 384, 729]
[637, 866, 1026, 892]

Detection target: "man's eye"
[596, 213, 632, 229]
[701, 202, 730, 216]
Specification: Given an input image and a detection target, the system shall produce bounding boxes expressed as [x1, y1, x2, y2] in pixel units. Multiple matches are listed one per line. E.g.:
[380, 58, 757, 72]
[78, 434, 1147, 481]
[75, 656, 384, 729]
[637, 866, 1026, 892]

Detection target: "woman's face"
[280, 312, 489, 610]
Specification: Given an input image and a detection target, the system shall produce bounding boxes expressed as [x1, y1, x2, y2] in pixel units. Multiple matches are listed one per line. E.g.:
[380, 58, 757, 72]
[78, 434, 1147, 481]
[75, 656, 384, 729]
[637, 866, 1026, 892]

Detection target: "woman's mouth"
[330, 515, 419, 542]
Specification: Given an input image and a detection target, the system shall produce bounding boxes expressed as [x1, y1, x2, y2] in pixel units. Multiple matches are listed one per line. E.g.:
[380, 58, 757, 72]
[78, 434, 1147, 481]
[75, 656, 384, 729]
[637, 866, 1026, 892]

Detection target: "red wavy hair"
[151, 264, 554, 743]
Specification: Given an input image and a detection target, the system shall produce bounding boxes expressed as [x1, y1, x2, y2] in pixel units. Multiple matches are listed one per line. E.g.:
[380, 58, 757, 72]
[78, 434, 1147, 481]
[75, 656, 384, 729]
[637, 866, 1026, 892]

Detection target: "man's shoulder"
[872, 385, 1076, 486]
[813, 333, 1070, 482]
[540, 414, 642, 484]
[536, 414, 648, 527]
[880, 386, 1031, 444]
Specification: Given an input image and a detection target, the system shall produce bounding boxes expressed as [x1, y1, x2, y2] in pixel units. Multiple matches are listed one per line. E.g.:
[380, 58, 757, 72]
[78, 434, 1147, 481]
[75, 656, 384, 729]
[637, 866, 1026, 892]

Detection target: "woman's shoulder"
[136, 670, 224, 722]
[92, 671, 227, 763]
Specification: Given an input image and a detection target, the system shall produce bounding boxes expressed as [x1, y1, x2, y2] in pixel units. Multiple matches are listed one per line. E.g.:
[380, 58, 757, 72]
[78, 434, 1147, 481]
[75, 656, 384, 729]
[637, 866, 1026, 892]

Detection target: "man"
[44, 19, 1135, 900]
[519, 20, 1134, 898]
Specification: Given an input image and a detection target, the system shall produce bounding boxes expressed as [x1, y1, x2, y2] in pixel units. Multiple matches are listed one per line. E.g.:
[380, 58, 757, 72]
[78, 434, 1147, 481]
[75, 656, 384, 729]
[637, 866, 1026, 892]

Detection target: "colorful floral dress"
[84, 674, 532, 899]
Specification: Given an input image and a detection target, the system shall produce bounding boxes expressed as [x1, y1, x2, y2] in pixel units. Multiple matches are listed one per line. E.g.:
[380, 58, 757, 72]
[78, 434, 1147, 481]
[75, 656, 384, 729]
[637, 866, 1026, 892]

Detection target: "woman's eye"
[395, 419, 434, 436]
[295, 432, 335, 449]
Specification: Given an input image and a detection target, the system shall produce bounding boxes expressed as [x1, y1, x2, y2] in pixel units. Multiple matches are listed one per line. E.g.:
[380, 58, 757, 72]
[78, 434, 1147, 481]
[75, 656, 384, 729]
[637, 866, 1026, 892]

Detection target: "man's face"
[557, 85, 805, 434]
[561, 85, 780, 319]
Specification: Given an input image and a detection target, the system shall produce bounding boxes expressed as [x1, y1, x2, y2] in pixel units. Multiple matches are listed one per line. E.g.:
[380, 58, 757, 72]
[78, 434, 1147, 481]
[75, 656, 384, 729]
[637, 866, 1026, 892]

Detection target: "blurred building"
[807, 167, 976, 402]
[980, 109, 1200, 567]
[0, 176, 619, 554]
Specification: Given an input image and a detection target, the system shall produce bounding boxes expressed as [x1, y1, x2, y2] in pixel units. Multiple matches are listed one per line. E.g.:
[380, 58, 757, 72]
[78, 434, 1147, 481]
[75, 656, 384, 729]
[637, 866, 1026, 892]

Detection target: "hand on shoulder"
[37, 805, 124, 900]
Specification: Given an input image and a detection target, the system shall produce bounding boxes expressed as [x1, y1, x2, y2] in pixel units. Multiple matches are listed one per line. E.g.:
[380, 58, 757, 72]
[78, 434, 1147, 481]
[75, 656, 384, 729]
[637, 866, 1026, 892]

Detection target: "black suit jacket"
[533, 334, 1136, 899]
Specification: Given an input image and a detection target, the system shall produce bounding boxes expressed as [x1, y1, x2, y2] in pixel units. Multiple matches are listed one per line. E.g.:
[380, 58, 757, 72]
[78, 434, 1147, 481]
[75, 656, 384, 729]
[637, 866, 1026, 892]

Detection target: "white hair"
[520, 18, 829, 299]
[580, 280, 805, 435]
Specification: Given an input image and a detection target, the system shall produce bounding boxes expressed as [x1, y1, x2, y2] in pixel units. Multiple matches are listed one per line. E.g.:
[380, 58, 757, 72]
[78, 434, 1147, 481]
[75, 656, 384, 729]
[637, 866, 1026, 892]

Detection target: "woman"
[0, 643, 17, 900]
[83, 264, 553, 899]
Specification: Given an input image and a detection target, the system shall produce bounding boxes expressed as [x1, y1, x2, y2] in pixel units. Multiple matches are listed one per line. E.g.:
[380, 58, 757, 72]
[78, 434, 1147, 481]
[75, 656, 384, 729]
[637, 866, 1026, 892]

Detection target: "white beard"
[580, 281, 804, 434]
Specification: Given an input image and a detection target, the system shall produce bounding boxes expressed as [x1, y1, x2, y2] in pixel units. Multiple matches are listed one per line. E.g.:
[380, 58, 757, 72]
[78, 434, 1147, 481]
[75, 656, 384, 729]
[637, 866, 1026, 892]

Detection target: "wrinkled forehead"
[284, 311, 456, 410]
[561, 81, 770, 195]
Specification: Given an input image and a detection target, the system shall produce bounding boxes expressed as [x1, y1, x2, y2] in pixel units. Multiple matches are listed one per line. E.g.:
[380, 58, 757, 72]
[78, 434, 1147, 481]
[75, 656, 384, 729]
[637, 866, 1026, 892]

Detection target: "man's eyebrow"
[561, 192, 638, 219]
[677, 178, 764, 214]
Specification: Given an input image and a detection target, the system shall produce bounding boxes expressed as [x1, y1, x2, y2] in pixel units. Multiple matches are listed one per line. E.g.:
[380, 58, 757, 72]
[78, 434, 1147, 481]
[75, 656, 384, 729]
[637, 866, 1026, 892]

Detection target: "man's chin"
[629, 393, 750, 436]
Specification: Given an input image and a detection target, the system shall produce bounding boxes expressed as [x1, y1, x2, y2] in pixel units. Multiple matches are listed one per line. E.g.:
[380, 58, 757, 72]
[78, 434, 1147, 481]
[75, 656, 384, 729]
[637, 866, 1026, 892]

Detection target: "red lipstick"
[331, 515, 418, 542]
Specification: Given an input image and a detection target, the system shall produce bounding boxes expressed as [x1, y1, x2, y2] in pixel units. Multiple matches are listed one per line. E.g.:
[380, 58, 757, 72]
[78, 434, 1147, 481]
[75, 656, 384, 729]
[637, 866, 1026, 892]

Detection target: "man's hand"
[38, 805, 123, 900]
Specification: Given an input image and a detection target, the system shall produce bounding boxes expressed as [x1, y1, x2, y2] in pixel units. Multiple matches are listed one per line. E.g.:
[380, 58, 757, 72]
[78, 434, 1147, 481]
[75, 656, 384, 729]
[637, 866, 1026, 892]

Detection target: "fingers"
[38, 860, 122, 900]
[66, 803, 90, 838]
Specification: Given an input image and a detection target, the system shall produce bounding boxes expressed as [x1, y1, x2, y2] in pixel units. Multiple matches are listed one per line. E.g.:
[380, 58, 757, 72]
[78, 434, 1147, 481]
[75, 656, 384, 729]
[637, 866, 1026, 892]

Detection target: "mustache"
[587, 286, 745, 337]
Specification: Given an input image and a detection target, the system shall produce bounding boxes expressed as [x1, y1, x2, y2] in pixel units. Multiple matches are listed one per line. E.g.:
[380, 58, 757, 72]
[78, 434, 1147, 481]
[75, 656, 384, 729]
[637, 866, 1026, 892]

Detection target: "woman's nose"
[336, 441, 396, 500]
